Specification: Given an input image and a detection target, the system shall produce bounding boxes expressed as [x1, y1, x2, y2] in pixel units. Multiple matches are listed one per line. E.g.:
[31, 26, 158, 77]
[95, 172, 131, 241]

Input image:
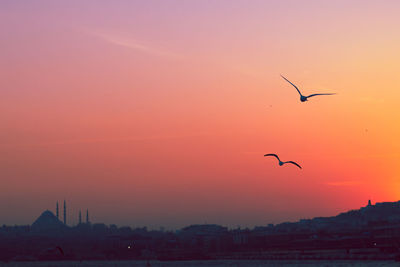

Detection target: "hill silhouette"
[271, 201, 400, 233]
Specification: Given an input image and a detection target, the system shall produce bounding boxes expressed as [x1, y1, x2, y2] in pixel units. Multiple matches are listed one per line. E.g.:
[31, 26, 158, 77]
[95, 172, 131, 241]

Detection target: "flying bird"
[280, 75, 335, 102]
[264, 154, 302, 169]
[56, 246, 64, 256]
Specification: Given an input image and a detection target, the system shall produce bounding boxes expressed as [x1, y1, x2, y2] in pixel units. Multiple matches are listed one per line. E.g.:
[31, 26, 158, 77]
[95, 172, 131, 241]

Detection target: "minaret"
[86, 209, 89, 224]
[63, 200, 66, 225]
[79, 210, 82, 225]
[56, 202, 59, 220]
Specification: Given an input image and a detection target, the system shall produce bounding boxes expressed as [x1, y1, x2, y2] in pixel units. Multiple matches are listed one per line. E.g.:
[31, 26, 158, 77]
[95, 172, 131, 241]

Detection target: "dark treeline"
[2, 201, 400, 261]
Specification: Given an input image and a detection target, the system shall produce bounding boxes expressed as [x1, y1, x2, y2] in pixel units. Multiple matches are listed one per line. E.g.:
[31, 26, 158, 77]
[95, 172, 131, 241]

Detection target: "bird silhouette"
[264, 154, 302, 169]
[280, 75, 335, 102]
[56, 246, 64, 256]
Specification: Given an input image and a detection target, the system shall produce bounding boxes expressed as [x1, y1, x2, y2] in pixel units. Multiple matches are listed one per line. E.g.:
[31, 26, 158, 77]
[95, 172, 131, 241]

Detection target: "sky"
[1, 0, 400, 229]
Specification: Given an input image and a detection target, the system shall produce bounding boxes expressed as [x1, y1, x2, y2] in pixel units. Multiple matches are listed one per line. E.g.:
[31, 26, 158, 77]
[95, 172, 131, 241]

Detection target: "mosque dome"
[31, 210, 66, 232]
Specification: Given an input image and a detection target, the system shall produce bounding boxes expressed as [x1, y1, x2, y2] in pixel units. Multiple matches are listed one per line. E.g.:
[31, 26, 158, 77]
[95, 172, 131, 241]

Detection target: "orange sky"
[1, 0, 400, 229]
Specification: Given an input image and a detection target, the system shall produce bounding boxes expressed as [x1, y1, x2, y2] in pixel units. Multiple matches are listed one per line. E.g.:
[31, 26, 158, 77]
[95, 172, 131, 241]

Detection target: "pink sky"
[1, 0, 400, 229]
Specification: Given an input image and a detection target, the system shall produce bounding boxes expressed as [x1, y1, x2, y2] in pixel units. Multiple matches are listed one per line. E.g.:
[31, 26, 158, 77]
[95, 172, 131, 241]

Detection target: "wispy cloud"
[0, 132, 210, 147]
[358, 96, 385, 103]
[87, 29, 180, 59]
[229, 65, 266, 79]
[324, 181, 361, 186]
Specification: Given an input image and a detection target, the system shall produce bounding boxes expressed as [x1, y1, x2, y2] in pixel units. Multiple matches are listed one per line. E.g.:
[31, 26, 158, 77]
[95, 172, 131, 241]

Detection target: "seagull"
[280, 75, 335, 102]
[56, 246, 64, 256]
[264, 154, 302, 169]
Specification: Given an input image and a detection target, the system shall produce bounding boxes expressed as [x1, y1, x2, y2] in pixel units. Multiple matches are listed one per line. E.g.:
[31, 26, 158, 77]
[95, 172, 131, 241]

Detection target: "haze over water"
[0, 260, 398, 267]
[1, 0, 400, 229]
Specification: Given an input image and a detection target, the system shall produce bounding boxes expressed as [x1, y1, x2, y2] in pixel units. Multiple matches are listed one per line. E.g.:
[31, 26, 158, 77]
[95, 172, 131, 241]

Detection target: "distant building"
[233, 229, 250, 245]
[56, 202, 59, 220]
[31, 210, 67, 233]
[179, 224, 229, 252]
[63, 200, 66, 225]
[86, 209, 90, 224]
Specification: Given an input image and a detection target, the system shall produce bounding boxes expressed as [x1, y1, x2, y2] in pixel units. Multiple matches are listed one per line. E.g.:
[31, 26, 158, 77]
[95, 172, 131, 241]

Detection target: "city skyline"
[6, 198, 378, 228]
[1, 198, 380, 231]
[1, 0, 400, 229]
[4, 199, 400, 261]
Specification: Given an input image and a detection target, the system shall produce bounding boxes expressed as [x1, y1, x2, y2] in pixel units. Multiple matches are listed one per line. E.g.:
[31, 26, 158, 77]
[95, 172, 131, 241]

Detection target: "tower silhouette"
[56, 201, 59, 220]
[86, 209, 89, 224]
[79, 210, 82, 224]
[63, 200, 66, 225]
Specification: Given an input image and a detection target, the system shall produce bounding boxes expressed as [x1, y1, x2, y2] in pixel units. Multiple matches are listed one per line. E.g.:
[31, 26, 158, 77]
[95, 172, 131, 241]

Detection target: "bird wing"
[280, 75, 302, 96]
[284, 161, 302, 169]
[56, 246, 64, 256]
[306, 93, 336, 98]
[264, 154, 280, 161]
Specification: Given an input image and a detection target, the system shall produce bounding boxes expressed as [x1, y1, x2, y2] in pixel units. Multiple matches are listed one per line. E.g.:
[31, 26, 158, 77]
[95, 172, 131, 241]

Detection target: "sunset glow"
[1, 0, 400, 229]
